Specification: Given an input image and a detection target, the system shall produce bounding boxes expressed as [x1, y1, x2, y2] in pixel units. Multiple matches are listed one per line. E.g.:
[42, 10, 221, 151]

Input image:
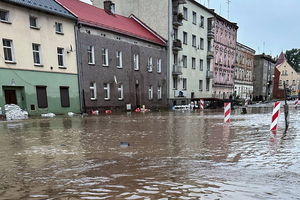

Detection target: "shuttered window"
[36, 86, 48, 108]
[60, 87, 70, 107]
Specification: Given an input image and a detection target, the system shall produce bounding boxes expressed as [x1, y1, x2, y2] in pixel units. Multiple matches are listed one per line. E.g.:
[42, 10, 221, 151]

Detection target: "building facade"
[57, 0, 167, 112]
[93, 0, 215, 106]
[234, 42, 255, 99]
[0, 0, 80, 115]
[253, 54, 276, 101]
[212, 15, 238, 99]
[276, 60, 300, 94]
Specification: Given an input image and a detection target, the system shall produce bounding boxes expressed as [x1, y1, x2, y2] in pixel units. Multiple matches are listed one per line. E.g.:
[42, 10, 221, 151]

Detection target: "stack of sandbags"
[4, 104, 28, 121]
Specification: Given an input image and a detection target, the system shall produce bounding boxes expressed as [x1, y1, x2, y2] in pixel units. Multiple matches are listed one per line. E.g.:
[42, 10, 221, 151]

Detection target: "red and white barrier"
[270, 102, 281, 132]
[224, 102, 231, 123]
[200, 100, 204, 110]
[294, 98, 299, 107]
[245, 99, 248, 106]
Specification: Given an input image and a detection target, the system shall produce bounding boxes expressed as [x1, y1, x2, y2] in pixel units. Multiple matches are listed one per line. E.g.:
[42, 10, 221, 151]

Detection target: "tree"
[285, 49, 300, 72]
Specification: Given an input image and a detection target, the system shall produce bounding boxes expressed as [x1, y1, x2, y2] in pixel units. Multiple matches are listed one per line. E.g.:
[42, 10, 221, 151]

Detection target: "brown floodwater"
[0, 107, 299, 200]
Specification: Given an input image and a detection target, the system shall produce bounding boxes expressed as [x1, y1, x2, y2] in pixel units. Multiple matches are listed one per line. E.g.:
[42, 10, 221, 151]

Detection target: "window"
[60, 87, 70, 107]
[182, 55, 187, 68]
[192, 57, 196, 69]
[57, 47, 65, 67]
[104, 83, 110, 100]
[133, 54, 139, 70]
[148, 85, 153, 100]
[102, 48, 109, 66]
[90, 82, 97, 100]
[200, 16, 204, 28]
[36, 86, 48, 108]
[173, 77, 178, 90]
[192, 11, 197, 24]
[118, 84, 124, 100]
[183, 7, 188, 20]
[32, 43, 42, 65]
[0, 10, 9, 23]
[147, 57, 153, 72]
[55, 22, 63, 34]
[2, 39, 15, 62]
[157, 58, 162, 73]
[88, 46, 95, 64]
[183, 78, 187, 90]
[157, 86, 162, 99]
[200, 38, 204, 50]
[199, 80, 203, 91]
[200, 59, 203, 71]
[192, 35, 196, 47]
[206, 79, 210, 91]
[173, 28, 178, 40]
[183, 31, 188, 45]
[29, 16, 38, 28]
[116, 51, 122, 68]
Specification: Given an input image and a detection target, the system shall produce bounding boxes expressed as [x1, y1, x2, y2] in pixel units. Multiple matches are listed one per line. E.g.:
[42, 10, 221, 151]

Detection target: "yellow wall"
[0, 2, 77, 74]
[277, 60, 300, 91]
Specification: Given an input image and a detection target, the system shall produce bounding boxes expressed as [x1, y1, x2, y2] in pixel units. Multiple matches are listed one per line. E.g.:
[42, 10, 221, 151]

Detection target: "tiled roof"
[2, 0, 75, 19]
[55, 0, 166, 46]
[276, 52, 286, 66]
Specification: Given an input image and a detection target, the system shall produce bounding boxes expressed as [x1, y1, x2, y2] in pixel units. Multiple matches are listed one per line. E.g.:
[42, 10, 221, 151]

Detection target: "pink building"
[212, 15, 238, 99]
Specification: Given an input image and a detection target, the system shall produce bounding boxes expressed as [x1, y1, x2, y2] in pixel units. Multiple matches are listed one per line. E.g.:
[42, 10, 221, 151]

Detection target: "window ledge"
[59, 66, 67, 69]
[117, 66, 123, 69]
[104, 99, 110, 101]
[34, 64, 44, 67]
[134, 69, 139, 71]
[88, 63, 95, 66]
[30, 26, 40, 30]
[102, 65, 109, 67]
[118, 99, 124, 101]
[56, 32, 64, 35]
[5, 61, 16, 64]
[0, 20, 11, 24]
[90, 98, 97, 101]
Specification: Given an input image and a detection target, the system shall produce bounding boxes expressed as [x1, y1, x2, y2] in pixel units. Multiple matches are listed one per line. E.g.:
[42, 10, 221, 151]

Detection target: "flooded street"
[0, 107, 299, 200]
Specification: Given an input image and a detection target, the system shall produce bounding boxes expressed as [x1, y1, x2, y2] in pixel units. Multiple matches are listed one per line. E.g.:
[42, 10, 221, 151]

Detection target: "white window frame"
[32, 43, 42, 65]
[102, 48, 109, 66]
[183, 78, 187, 90]
[183, 7, 188, 21]
[148, 85, 153, 100]
[147, 57, 153, 72]
[200, 16, 204, 28]
[55, 22, 63, 34]
[57, 47, 65, 67]
[90, 82, 97, 100]
[104, 83, 110, 100]
[29, 16, 38, 29]
[0, 9, 10, 23]
[133, 54, 139, 70]
[200, 38, 204, 50]
[192, 57, 196, 69]
[183, 31, 188, 45]
[2, 39, 15, 62]
[192, 11, 197, 25]
[118, 84, 124, 100]
[88, 46, 95, 64]
[157, 86, 162, 100]
[182, 55, 187, 68]
[200, 59, 203, 71]
[192, 35, 196, 47]
[157, 58, 162, 73]
[199, 80, 203, 91]
[116, 51, 123, 68]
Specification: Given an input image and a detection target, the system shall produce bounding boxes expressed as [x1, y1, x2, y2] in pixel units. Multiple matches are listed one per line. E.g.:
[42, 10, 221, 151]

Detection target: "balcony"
[207, 50, 214, 59]
[206, 70, 214, 79]
[173, 39, 183, 51]
[172, 64, 183, 76]
[207, 30, 214, 39]
[173, 0, 187, 5]
[173, 13, 184, 26]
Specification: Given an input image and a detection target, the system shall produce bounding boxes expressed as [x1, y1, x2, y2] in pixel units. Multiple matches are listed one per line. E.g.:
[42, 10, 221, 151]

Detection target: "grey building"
[58, 0, 167, 112]
[253, 54, 276, 101]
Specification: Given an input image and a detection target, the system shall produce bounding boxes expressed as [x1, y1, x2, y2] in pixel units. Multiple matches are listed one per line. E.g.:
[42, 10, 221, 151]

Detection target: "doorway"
[4, 90, 17, 104]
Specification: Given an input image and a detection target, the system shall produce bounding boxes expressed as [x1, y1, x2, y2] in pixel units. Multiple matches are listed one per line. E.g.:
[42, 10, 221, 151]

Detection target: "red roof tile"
[55, 0, 166, 46]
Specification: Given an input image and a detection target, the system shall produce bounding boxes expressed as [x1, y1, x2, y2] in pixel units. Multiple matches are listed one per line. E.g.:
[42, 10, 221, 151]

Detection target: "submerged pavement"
[0, 107, 299, 199]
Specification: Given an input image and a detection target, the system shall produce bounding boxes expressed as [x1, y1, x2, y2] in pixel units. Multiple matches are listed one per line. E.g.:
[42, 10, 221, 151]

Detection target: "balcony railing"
[173, 13, 184, 26]
[173, 39, 183, 51]
[207, 50, 214, 59]
[207, 30, 214, 39]
[173, 0, 187, 5]
[172, 64, 183, 76]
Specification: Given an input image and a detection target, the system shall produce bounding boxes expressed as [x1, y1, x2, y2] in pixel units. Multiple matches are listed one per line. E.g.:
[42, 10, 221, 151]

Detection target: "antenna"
[226, 0, 231, 19]
[207, 0, 210, 8]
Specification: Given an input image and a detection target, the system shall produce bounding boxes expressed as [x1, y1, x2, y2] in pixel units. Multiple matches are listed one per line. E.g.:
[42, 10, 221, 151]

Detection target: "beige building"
[93, 0, 214, 106]
[276, 60, 300, 92]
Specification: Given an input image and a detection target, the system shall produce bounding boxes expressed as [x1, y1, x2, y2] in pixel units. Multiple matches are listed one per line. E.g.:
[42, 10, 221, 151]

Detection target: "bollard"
[294, 98, 298, 107]
[224, 102, 231, 123]
[270, 101, 281, 132]
[200, 100, 204, 110]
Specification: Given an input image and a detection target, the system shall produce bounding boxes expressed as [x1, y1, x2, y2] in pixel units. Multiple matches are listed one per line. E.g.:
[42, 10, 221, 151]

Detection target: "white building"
[93, 0, 214, 106]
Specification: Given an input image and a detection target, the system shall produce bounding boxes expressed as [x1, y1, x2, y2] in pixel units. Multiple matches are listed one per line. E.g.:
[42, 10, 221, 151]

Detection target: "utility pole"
[283, 82, 289, 132]
[226, 0, 231, 19]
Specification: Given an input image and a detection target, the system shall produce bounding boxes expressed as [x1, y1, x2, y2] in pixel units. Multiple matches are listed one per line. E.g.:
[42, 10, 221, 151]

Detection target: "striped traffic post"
[224, 102, 231, 123]
[200, 99, 204, 110]
[294, 98, 298, 107]
[270, 101, 281, 132]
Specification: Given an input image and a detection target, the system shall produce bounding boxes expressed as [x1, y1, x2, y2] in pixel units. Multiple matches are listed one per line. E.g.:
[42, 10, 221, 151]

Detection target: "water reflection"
[0, 109, 299, 199]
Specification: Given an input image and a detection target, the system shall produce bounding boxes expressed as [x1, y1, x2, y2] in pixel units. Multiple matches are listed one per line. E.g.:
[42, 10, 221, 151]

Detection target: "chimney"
[104, 0, 115, 14]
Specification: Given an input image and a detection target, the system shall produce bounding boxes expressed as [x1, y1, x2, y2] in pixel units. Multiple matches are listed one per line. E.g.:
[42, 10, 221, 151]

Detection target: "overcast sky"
[80, 0, 299, 57]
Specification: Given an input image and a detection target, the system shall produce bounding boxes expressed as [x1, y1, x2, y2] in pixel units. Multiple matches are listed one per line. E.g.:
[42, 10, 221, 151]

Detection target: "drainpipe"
[167, 0, 171, 107]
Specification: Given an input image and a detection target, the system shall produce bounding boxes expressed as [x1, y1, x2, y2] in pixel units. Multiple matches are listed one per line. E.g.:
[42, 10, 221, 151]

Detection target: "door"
[4, 90, 17, 104]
